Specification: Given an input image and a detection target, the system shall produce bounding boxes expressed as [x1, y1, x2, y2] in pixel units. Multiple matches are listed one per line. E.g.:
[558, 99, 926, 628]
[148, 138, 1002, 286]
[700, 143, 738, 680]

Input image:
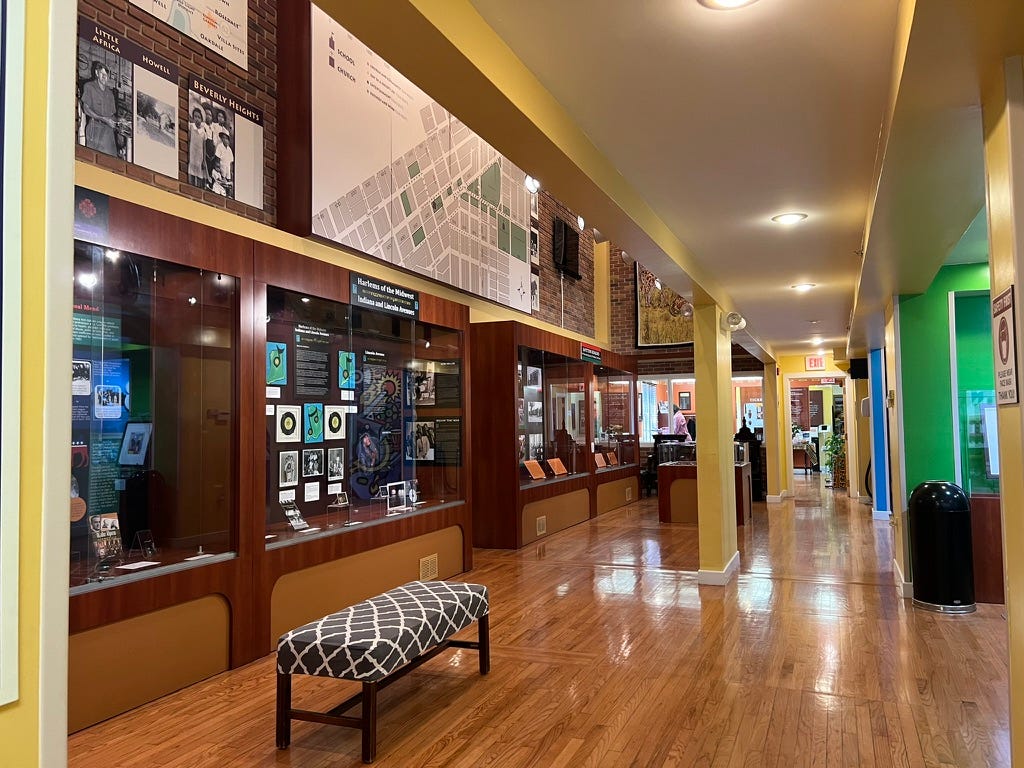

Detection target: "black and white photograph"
[530, 272, 540, 312]
[526, 366, 542, 388]
[527, 401, 543, 423]
[530, 226, 539, 267]
[528, 432, 544, 460]
[72, 360, 92, 396]
[77, 18, 179, 177]
[412, 366, 436, 406]
[302, 448, 324, 477]
[386, 481, 408, 511]
[327, 447, 345, 481]
[279, 450, 298, 488]
[187, 77, 264, 209]
[93, 384, 122, 419]
[276, 405, 300, 443]
[414, 421, 435, 461]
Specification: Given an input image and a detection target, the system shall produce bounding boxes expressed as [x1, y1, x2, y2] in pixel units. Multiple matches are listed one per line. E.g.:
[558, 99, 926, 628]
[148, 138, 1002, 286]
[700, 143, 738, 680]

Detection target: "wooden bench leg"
[361, 681, 378, 763]
[276, 671, 291, 749]
[479, 614, 490, 675]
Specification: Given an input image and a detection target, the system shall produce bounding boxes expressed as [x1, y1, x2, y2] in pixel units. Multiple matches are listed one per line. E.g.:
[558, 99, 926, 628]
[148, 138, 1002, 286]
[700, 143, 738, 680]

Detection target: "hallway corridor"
[69, 476, 1009, 767]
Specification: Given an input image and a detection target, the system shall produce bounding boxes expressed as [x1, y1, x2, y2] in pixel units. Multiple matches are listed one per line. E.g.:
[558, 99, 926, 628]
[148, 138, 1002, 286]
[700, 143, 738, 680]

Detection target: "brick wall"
[76, 0, 277, 224]
[531, 191, 595, 337]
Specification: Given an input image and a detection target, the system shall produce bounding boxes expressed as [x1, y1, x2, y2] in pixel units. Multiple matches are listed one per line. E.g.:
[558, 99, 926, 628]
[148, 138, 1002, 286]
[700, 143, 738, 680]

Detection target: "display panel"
[594, 366, 637, 468]
[265, 287, 464, 544]
[70, 241, 239, 590]
[517, 346, 587, 484]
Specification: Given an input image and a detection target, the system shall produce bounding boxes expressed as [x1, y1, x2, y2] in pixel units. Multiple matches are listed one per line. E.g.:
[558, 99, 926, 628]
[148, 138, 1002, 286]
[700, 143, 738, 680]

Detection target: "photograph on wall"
[526, 366, 541, 388]
[72, 360, 92, 396]
[338, 350, 356, 390]
[635, 262, 694, 347]
[187, 77, 264, 209]
[77, 18, 178, 178]
[279, 450, 298, 488]
[527, 401, 543, 423]
[528, 432, 544, 461]
[324, 405, 346, 440]
[530, 226, 539, 268]
[530, 272, 540, 312]
[413, 420, 435, 461]
[302, 448, 324, 477]
[129, 0, 248, 70]
[266, 342, 287, 385]
[276, 405, 300, 443]
[117, 422, 152, 466]
[410, 364, 435, 406]
[303, 403, 324, 443]
[327, 447, 345, 481]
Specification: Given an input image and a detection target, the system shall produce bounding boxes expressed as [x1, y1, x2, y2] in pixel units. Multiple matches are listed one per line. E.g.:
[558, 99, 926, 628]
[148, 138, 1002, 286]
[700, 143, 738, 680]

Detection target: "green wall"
[955, 294, 998, 494]
[898, 263, 990, 498]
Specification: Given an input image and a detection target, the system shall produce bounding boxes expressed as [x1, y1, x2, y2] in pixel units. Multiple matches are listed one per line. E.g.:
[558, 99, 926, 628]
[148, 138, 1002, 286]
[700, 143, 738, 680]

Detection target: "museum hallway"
[68, 476, 1010, 767]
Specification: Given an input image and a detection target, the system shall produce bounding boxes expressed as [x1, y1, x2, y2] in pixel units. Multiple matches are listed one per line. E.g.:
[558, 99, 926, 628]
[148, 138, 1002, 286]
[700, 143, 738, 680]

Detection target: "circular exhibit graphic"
[328, 411, 342, 433]
[999, 316, 1010, 365]
[280, 412, 297, 436]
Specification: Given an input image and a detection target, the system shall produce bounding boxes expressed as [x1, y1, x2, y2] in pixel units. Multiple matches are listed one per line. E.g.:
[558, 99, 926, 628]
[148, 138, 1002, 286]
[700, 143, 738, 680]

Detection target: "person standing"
[80, 62, 118, 155]
[673, 405, 691, 440]
[187, 107, 207, 186]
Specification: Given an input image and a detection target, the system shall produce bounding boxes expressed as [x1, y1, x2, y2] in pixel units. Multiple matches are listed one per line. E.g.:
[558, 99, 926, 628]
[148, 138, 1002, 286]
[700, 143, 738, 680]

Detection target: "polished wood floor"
[68, 475, 1010, 767]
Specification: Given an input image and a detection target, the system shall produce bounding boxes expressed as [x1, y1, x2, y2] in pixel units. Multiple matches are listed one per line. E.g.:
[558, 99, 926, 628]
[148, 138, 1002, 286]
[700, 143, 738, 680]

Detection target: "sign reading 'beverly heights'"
[992, 286, 1019, 404]
[349, 273, 419, 320]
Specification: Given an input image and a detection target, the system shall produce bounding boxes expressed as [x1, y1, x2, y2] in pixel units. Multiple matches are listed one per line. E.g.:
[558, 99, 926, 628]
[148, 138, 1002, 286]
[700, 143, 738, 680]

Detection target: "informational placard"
[311, 7, 532, 313]
[434, 417, 462, 466]
[993, 287, 1019, 404]
[77, 18, 180, 178]
[129, 0, 248, 70]
[294, 324, 329, 397]
[433, 361, 461, 408]
[187, 77, 263, 209]
[350, 273, 419, 320]
[580, 343, 602, 364]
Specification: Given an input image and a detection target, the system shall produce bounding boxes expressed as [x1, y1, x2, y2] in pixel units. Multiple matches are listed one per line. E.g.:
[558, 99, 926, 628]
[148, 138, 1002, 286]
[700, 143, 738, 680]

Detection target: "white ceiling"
[469, 0, 900, 356]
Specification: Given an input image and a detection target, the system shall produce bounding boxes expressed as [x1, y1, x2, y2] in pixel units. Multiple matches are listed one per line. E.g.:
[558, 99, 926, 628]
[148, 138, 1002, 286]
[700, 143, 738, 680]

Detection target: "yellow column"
[762, 362, 782, 501]
[693, 304, 739, 583]
[983, 55, 1024, 765]
[593, 241, 611, 348]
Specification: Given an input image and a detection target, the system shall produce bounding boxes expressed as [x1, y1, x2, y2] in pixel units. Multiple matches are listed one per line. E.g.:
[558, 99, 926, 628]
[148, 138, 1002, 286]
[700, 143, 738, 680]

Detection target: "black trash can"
[908, 481, 975, 613]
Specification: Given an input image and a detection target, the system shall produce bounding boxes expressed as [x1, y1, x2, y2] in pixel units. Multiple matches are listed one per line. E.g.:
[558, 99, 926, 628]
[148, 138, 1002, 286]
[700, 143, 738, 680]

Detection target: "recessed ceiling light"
[772, 212, 808, 225]
[791, 283, 816, 292]
[810, 336, 823, 345]
[698, 0, 759, 9]
[808, 319, 820, 325]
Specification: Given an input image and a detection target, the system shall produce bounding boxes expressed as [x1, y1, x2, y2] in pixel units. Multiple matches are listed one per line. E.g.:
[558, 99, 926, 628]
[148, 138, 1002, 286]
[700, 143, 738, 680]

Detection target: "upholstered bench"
[276, 580, 490, 763]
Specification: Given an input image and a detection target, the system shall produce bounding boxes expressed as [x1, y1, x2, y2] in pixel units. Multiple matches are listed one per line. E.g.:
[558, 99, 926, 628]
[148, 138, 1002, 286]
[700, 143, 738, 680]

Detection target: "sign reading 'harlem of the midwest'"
[350, 273, 420, 320]
[992, 286, 1019, 404]
[129, 0, 248, 70]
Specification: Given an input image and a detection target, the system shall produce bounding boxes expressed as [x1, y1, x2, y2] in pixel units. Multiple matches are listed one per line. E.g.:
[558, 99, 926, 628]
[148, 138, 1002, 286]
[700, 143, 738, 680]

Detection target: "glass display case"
[70, 240, 239, 590]
[517, 346, 588, 482]
[593, 365, 637, 467]
[264, 287, 464, 545]
[958, 390, 999, 496]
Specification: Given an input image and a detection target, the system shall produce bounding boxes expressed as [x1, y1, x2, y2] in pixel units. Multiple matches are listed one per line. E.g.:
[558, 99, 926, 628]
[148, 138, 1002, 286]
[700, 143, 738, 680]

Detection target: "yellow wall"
[762, 363, 782, 499]
[853, 379, 872, 500]
[883, 301, 909, 587]
[983, 56, 1024, 765]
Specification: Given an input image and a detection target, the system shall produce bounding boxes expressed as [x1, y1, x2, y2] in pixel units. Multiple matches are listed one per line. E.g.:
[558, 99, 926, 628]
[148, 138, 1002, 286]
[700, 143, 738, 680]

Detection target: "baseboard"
[766, 489, 791, 504]
[697, 551, 740, 585]
[872, 507, 891, 521]
[858, 494, 873, 504]
[893, 558, 913, 598]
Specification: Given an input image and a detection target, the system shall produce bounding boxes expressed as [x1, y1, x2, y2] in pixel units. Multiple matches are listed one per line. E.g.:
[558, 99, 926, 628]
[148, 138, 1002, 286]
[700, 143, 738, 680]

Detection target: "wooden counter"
[658, 462, 752, 526]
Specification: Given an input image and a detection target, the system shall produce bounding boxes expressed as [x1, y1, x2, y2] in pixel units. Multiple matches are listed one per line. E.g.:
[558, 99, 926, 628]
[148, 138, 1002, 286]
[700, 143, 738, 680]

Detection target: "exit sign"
[805, 355, 826, 371]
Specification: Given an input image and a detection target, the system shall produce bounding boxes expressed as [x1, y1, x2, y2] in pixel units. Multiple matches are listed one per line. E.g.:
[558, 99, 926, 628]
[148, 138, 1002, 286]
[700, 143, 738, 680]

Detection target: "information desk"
[657, 461, 752, 526]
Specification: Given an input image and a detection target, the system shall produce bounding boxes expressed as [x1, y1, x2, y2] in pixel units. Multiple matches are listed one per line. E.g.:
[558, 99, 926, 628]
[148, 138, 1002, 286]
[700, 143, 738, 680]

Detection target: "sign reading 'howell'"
[992, 286, 1018, 404]
[350, 273, 419, 320]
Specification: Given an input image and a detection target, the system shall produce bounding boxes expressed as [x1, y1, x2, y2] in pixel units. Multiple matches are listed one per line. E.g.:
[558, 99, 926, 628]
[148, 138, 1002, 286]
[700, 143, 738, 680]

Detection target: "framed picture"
[679, 392, 691, 412]
[635, 262, 694, 348]
[118, 423, 153, 466]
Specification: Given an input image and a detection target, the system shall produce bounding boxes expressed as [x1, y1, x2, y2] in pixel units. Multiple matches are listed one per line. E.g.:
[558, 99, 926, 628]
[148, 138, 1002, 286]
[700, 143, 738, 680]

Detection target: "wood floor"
[68, 475, 1010, 767]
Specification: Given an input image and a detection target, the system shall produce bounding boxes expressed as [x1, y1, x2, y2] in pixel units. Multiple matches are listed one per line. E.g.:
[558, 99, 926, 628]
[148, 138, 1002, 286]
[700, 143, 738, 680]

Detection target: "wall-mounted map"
[130, 0, 248, 70]
[310, 5, 532, 314]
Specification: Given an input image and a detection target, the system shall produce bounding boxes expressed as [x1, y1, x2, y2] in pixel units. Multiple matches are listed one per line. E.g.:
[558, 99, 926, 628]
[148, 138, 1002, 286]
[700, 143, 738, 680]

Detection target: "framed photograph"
[386, 480, 408, 512]
[279, 450, 299, 487]
[635, 262, 694, 348]
[527, 401, 543, 423]
[679, 392, 691, 412]
[327, 447, 345, 481]
[526, 366, 542, 388]
[530, 272, 540, 312]
[530, 192, 538, 219]
[302, 448, 324, 477]
[118, 422, 153, 466]
[529, 226, 540, 268]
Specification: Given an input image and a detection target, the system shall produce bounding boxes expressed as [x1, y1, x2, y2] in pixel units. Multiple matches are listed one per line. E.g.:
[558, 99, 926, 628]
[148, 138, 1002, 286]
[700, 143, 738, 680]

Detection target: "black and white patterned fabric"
[277, 580, 489, 682]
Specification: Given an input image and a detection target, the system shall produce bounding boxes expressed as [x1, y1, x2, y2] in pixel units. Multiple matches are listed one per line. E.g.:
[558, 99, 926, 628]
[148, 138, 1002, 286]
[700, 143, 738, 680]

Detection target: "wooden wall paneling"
[470, 323, 520, 548]
[276, 0, 313, 236]
[250, 281, 271, 662]
[419, 292, 470, 331]
[254, 243, 348, 302]
[518, 475, 592, 506]
[970, 494, 1005, 604]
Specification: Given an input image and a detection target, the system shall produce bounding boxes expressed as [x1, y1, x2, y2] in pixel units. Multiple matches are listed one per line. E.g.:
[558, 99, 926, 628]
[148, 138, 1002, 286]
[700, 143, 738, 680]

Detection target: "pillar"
[693, 304, 739, 584]
[762, 362, 782, 501]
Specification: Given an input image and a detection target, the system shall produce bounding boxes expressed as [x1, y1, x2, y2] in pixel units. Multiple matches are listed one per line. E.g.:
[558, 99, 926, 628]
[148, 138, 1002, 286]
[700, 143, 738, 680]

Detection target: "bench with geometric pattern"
[276, 580, 490, 763]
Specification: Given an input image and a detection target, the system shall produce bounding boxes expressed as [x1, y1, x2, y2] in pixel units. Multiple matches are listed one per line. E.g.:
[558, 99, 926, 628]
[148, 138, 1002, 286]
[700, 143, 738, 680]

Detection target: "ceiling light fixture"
[577, 215, 585, 231]
[810, 336, 823, 345]
[791, 283, 816, 292]
[78, 272, 98, 289]
[187, 296, 198, 306]
[524, 175, 541, 194]
[654, 277, 662, 290]
[772, 212, 808, 225]
[698, 0, 759, 8]
[105, 249, 121, 262]
[301, 297, 311, 303]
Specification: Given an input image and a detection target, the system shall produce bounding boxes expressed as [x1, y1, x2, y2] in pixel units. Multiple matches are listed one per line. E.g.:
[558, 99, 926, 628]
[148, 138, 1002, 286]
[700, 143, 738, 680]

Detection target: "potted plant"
[822, 431, 846, 487]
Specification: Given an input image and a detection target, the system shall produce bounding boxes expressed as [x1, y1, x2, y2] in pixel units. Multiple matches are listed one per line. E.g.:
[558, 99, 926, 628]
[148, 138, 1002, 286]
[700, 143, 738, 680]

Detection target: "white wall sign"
[129, 0, 248, 70]
[992, 286, 1018, 404]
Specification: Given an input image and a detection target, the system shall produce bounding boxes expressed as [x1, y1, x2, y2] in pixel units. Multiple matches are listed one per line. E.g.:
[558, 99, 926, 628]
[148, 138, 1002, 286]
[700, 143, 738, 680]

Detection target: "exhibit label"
[580, 343, 602, 364]
[993, 286, 1019, 404]
[129, 0, 248, 70]
[350, 273, 419, 319]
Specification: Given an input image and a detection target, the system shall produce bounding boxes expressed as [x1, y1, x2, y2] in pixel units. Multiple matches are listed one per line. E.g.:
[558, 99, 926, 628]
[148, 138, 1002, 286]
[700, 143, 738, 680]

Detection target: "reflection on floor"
[68, 473, 1009, 767]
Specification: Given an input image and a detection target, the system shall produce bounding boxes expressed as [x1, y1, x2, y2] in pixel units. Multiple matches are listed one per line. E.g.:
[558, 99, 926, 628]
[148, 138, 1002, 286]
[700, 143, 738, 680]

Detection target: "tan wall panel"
[669, 478, 699, 523]
[596, 477, 638, 515]
[68, 595, 230, 733]
[521, 489, 590, 545]
[270, 526, 464, 647]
